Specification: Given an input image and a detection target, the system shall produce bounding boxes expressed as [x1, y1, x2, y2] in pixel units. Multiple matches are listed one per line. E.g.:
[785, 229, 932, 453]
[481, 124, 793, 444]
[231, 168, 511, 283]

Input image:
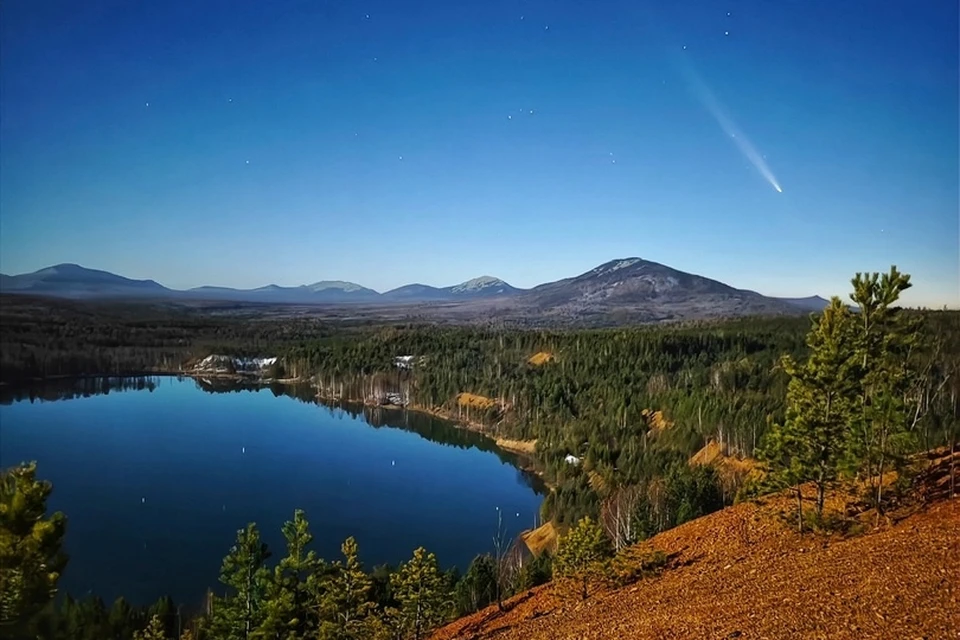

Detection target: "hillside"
[434, 450, 959, 640]
[0, 263, 169, 298]
[516, 258, 798, 322]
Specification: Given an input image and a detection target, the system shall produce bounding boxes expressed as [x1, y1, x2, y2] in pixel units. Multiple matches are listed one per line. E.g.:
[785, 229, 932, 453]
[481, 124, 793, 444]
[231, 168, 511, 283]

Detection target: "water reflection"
[0, 375, 546, 495]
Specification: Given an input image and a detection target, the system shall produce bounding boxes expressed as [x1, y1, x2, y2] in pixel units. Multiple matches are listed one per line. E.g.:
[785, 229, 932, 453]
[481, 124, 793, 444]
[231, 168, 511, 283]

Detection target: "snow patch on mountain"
[450, 276, 508, 294]
[305, 281, 368, 293]
[592, 258, 642, 276]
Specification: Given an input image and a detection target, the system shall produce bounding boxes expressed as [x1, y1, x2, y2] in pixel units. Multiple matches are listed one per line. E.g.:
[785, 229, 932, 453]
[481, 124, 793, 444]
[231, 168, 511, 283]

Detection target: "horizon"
[0, 258, 939, 305]
[1, 1, 957, 308]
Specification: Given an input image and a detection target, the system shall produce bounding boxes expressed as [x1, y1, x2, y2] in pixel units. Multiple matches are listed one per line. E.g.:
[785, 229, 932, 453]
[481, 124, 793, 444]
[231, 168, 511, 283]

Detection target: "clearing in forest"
[519, 521, 559, 557]
[457, 393, 497, 410]
[527, 351, 555, 366]
[495, 438, 537, 455]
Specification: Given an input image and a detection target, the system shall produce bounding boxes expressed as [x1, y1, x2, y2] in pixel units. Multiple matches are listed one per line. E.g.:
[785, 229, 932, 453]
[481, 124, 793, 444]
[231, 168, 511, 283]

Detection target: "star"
[398, 156, 403, 161]
[245, 160, 250, 164]
[727, 11, 731, 16]
[145, 102, 150, 107]
[725, 31, 730, 36]
[544, 25, 549, 30]
[682, 45, 687, 50]
[508, 115, 512, 119]
[365, 13, 370, 19]
[529, 109, 534, 114]
[228, 98, 233, 103]
[520, 15, 524, 20]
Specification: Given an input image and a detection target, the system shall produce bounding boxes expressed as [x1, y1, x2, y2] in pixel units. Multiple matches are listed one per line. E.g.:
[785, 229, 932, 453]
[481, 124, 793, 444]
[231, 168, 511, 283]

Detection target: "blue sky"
[1, 0, 957, 306]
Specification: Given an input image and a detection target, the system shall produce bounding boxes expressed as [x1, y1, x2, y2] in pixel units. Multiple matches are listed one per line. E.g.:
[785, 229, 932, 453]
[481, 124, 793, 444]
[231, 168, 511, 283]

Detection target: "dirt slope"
[434, 452, 959, 640]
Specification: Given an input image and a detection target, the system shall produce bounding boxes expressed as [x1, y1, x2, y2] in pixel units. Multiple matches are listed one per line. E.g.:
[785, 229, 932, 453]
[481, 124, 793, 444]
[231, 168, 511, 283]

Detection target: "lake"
[0, 377, 544, 607]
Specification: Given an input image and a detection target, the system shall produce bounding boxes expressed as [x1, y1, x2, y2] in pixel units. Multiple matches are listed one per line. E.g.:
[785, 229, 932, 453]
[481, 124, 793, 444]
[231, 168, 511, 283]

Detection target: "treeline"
[2, 463, 617, 640]
[0, 295, 341, 381]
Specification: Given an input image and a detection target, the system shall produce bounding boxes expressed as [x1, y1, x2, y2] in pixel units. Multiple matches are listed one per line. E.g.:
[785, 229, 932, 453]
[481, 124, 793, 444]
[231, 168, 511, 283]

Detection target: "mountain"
[776, 295, 831, 312]
[447, 276, 519, 297]
[0, 260, 822, 323]
[0, 264, 169, 298]
[382, 276, 520, 303]
[381, 283, 449, 302]
[516, 258, 797, 322]
[186, 280, 379, 304]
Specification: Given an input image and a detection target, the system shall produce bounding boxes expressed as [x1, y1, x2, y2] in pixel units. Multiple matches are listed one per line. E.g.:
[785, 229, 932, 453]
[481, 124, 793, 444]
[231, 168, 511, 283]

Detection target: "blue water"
[0, 377, 543, 607]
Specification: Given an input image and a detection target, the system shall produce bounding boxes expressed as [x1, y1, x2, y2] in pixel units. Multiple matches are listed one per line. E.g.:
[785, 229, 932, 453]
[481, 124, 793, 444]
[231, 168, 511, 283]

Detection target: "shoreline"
[3, 370, 555, 491]
[311, 389, 553, 490]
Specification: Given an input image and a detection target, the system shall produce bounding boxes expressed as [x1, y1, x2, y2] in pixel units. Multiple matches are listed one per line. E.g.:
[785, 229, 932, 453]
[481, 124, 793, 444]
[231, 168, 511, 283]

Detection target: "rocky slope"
[433, 450, 959, 640]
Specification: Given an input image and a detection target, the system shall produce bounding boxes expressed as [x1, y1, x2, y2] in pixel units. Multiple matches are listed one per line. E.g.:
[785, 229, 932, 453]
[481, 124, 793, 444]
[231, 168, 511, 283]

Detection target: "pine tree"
[554, 516, 612, 601]
[134, 615, 169, 640]
[453, 555, 496, 615]
[762, 298, 857, 527]
[259, 510, 320, 639]
[317, 537, 375, 640]
[208, 523, 272, 640]
[0, 462, 68, 633]
[847, 267, 921, 517]
[389, 547, 448, 640]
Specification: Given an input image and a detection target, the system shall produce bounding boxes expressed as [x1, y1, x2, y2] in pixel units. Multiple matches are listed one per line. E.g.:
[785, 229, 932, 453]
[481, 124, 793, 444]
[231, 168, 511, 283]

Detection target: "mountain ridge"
[0, 259, 830, 320]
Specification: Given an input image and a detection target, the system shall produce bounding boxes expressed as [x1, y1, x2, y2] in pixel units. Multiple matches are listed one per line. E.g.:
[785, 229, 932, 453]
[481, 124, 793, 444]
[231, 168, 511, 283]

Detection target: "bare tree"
[600, 485, 642, 552]
[492, 507, 507, 611]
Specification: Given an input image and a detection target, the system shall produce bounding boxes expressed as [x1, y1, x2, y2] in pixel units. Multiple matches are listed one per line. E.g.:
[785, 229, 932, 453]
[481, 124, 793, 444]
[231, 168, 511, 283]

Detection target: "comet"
[678, 63, 784, 194]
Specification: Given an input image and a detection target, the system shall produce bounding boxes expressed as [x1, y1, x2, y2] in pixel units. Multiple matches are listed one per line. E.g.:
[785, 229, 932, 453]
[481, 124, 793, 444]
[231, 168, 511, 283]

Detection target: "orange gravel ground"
[434, 453, 959, 640]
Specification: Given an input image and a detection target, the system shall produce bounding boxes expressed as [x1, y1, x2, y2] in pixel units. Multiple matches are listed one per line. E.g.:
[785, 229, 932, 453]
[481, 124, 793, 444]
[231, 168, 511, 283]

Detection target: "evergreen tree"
[453, 555, 497, 615]
[134, 615, 169, 640]
[208, 523, 272, 640]
[762, 298, 857, 526]
[554, 516, 612, 601]
[847, 267, 921, 515]
[259, 510, 320, 639]
[0, 462, 68, 633]
[317, 537, 375, 640]
[389, 547, 448, 640]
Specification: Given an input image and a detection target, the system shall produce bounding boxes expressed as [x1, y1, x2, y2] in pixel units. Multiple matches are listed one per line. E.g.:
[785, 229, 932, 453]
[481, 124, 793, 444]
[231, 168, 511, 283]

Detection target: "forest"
[1, 268, 959, 638]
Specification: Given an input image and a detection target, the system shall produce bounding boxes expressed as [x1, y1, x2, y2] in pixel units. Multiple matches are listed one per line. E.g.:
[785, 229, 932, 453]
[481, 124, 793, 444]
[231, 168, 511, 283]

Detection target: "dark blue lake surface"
[0, 377, 544, 607]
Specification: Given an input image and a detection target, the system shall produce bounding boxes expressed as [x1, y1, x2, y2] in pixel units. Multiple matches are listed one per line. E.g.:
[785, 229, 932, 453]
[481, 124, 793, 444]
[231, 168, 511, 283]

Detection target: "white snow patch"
[451, 276, 506, 293]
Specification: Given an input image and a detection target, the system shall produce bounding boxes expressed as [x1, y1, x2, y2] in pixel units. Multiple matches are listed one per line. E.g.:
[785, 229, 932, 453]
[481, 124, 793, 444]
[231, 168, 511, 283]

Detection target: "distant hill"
[775, 295, 831, 312]
[186, 280, 379, 304]
[0, 260, 824, 324]
[0, 264, 169, 298]
[382, 277, 520, 302]
[381, 283, 451, 302]
[447, 276, 519, 297]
